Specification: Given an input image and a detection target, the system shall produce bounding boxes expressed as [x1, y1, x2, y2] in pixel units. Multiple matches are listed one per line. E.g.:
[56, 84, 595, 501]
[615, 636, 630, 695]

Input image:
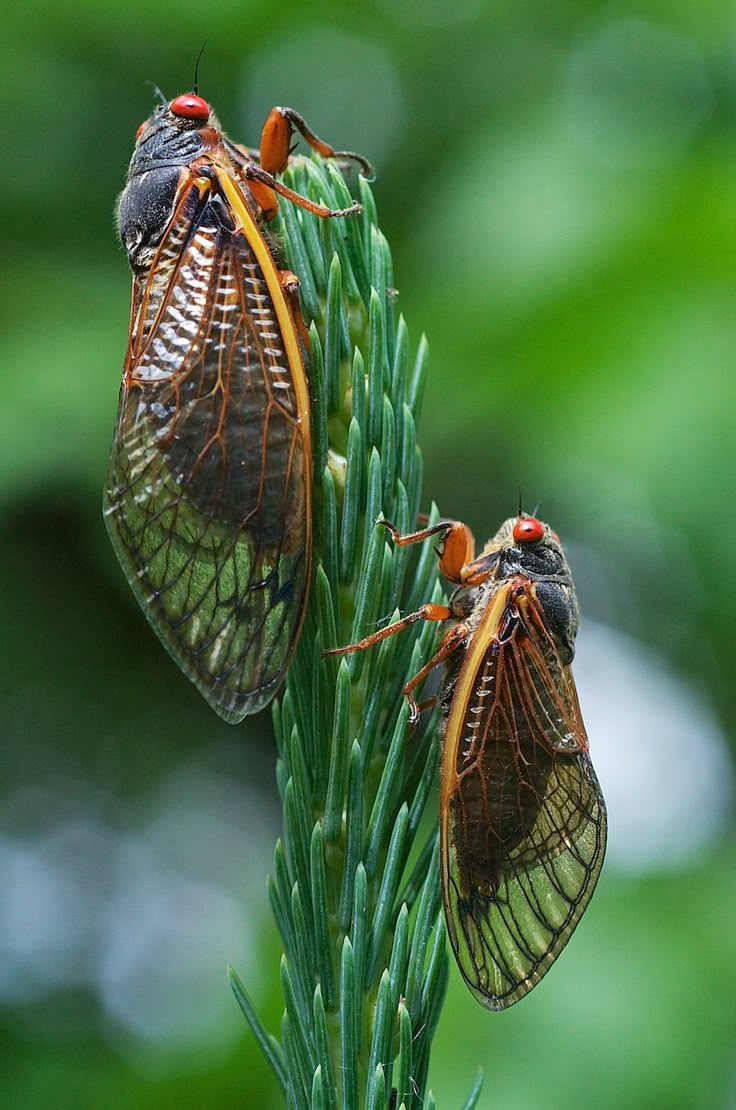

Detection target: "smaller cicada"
[326, 513, 606, 1009]
[105, 88, 369, 723]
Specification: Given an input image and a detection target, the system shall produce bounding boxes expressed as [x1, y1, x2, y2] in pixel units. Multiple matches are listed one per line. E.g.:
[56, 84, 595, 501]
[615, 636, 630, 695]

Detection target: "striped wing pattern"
[441, 582, 606, 1008]
[104, 178, 310, 722]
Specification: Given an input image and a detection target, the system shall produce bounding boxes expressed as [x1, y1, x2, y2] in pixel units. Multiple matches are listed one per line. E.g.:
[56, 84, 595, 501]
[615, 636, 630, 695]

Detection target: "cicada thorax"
[117, 102, 213, 272]
[478, 516, 578, 648]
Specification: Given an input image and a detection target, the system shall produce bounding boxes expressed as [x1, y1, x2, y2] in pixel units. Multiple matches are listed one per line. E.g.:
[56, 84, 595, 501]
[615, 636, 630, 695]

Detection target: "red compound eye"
[513, 516, 545, 544]
[135, 120, 147, 141]
[170, 93, 210, 121]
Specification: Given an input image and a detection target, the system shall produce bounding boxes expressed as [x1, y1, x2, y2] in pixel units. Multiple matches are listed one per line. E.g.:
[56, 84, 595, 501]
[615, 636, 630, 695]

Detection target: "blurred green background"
[2, 1, 735, 1107]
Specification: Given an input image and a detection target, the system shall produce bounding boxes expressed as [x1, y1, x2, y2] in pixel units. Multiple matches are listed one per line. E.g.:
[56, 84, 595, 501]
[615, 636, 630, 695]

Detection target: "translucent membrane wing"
[104, 175, 310, 722]
[440, 581, 606, 1009]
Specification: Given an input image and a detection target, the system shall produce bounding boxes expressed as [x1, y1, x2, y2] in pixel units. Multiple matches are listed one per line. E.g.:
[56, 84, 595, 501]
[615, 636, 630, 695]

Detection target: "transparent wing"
[104, 176, 310, 722]
[440, 581, 606, 1009]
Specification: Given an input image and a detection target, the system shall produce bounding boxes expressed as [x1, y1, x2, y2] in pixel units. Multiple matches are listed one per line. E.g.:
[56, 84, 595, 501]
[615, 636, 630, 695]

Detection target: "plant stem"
[230, 155, 475, 1109]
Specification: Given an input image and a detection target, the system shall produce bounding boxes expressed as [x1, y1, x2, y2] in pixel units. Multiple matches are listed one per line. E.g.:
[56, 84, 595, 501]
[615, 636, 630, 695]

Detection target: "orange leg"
[401, 621, 470, 726]
[323, 516, 491, 727]
[244, 163, 363, 221]
[279, 270, 310, 348]
[225, 110, 370, 222]
[378, 518, 454, 547]
[322, 602, 451, 660]
[377, 518, 478, 586]
[459, 551, 501, 587]
[322, 602, 468, 727]
[259, 107, 373, 178]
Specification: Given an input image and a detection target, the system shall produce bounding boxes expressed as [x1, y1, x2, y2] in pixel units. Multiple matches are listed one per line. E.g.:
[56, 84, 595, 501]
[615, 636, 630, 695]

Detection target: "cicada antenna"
[193, 39, 207, 95]
[145, 80, 168, 106]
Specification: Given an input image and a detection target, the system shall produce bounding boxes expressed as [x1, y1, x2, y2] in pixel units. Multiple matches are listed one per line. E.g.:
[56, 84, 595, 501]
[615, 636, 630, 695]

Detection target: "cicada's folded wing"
[440, 581, 606, 1009]
[104, 174, 311, 723]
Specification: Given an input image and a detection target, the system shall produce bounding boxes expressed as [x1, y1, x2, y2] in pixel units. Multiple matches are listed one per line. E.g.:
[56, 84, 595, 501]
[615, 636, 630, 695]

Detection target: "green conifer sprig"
[229, 157, 484, 1110]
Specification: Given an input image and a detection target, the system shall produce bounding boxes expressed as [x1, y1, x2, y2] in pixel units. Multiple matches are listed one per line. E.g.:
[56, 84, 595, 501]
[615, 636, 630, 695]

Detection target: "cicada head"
[130, 91, 217, 158]
[482, 514, 579, 664]
[116, 90, 223, 272]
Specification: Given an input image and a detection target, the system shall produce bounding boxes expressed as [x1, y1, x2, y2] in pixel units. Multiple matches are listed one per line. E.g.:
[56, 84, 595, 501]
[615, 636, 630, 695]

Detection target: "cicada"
[105, 89, 369, 723]
[326, 513, 606, 1008]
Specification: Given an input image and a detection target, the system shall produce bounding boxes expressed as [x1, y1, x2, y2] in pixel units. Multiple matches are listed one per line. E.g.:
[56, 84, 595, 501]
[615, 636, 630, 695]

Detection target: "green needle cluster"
[229, 157, 484, 1110]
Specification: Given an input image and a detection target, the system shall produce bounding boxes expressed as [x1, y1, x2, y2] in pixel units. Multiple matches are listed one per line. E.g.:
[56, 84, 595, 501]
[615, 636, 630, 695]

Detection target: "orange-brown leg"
[244, 162, 363, 220]
[259, 107, 373, 178]
[279, 270, 310, 348]
[378, 518, 454, 547]
[377, 518, 478, 586]
[460, 551, 501, 587]
[227, 107, 369, 221]
[401, 621, 469, 726]
[322, 602, 451, 660]
[244, 176, 279, 221]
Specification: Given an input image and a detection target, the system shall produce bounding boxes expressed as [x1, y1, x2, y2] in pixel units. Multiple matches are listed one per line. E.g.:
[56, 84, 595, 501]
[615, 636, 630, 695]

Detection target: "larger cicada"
[105, 89, 368, 723]
[326, 512, 607, 1009]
